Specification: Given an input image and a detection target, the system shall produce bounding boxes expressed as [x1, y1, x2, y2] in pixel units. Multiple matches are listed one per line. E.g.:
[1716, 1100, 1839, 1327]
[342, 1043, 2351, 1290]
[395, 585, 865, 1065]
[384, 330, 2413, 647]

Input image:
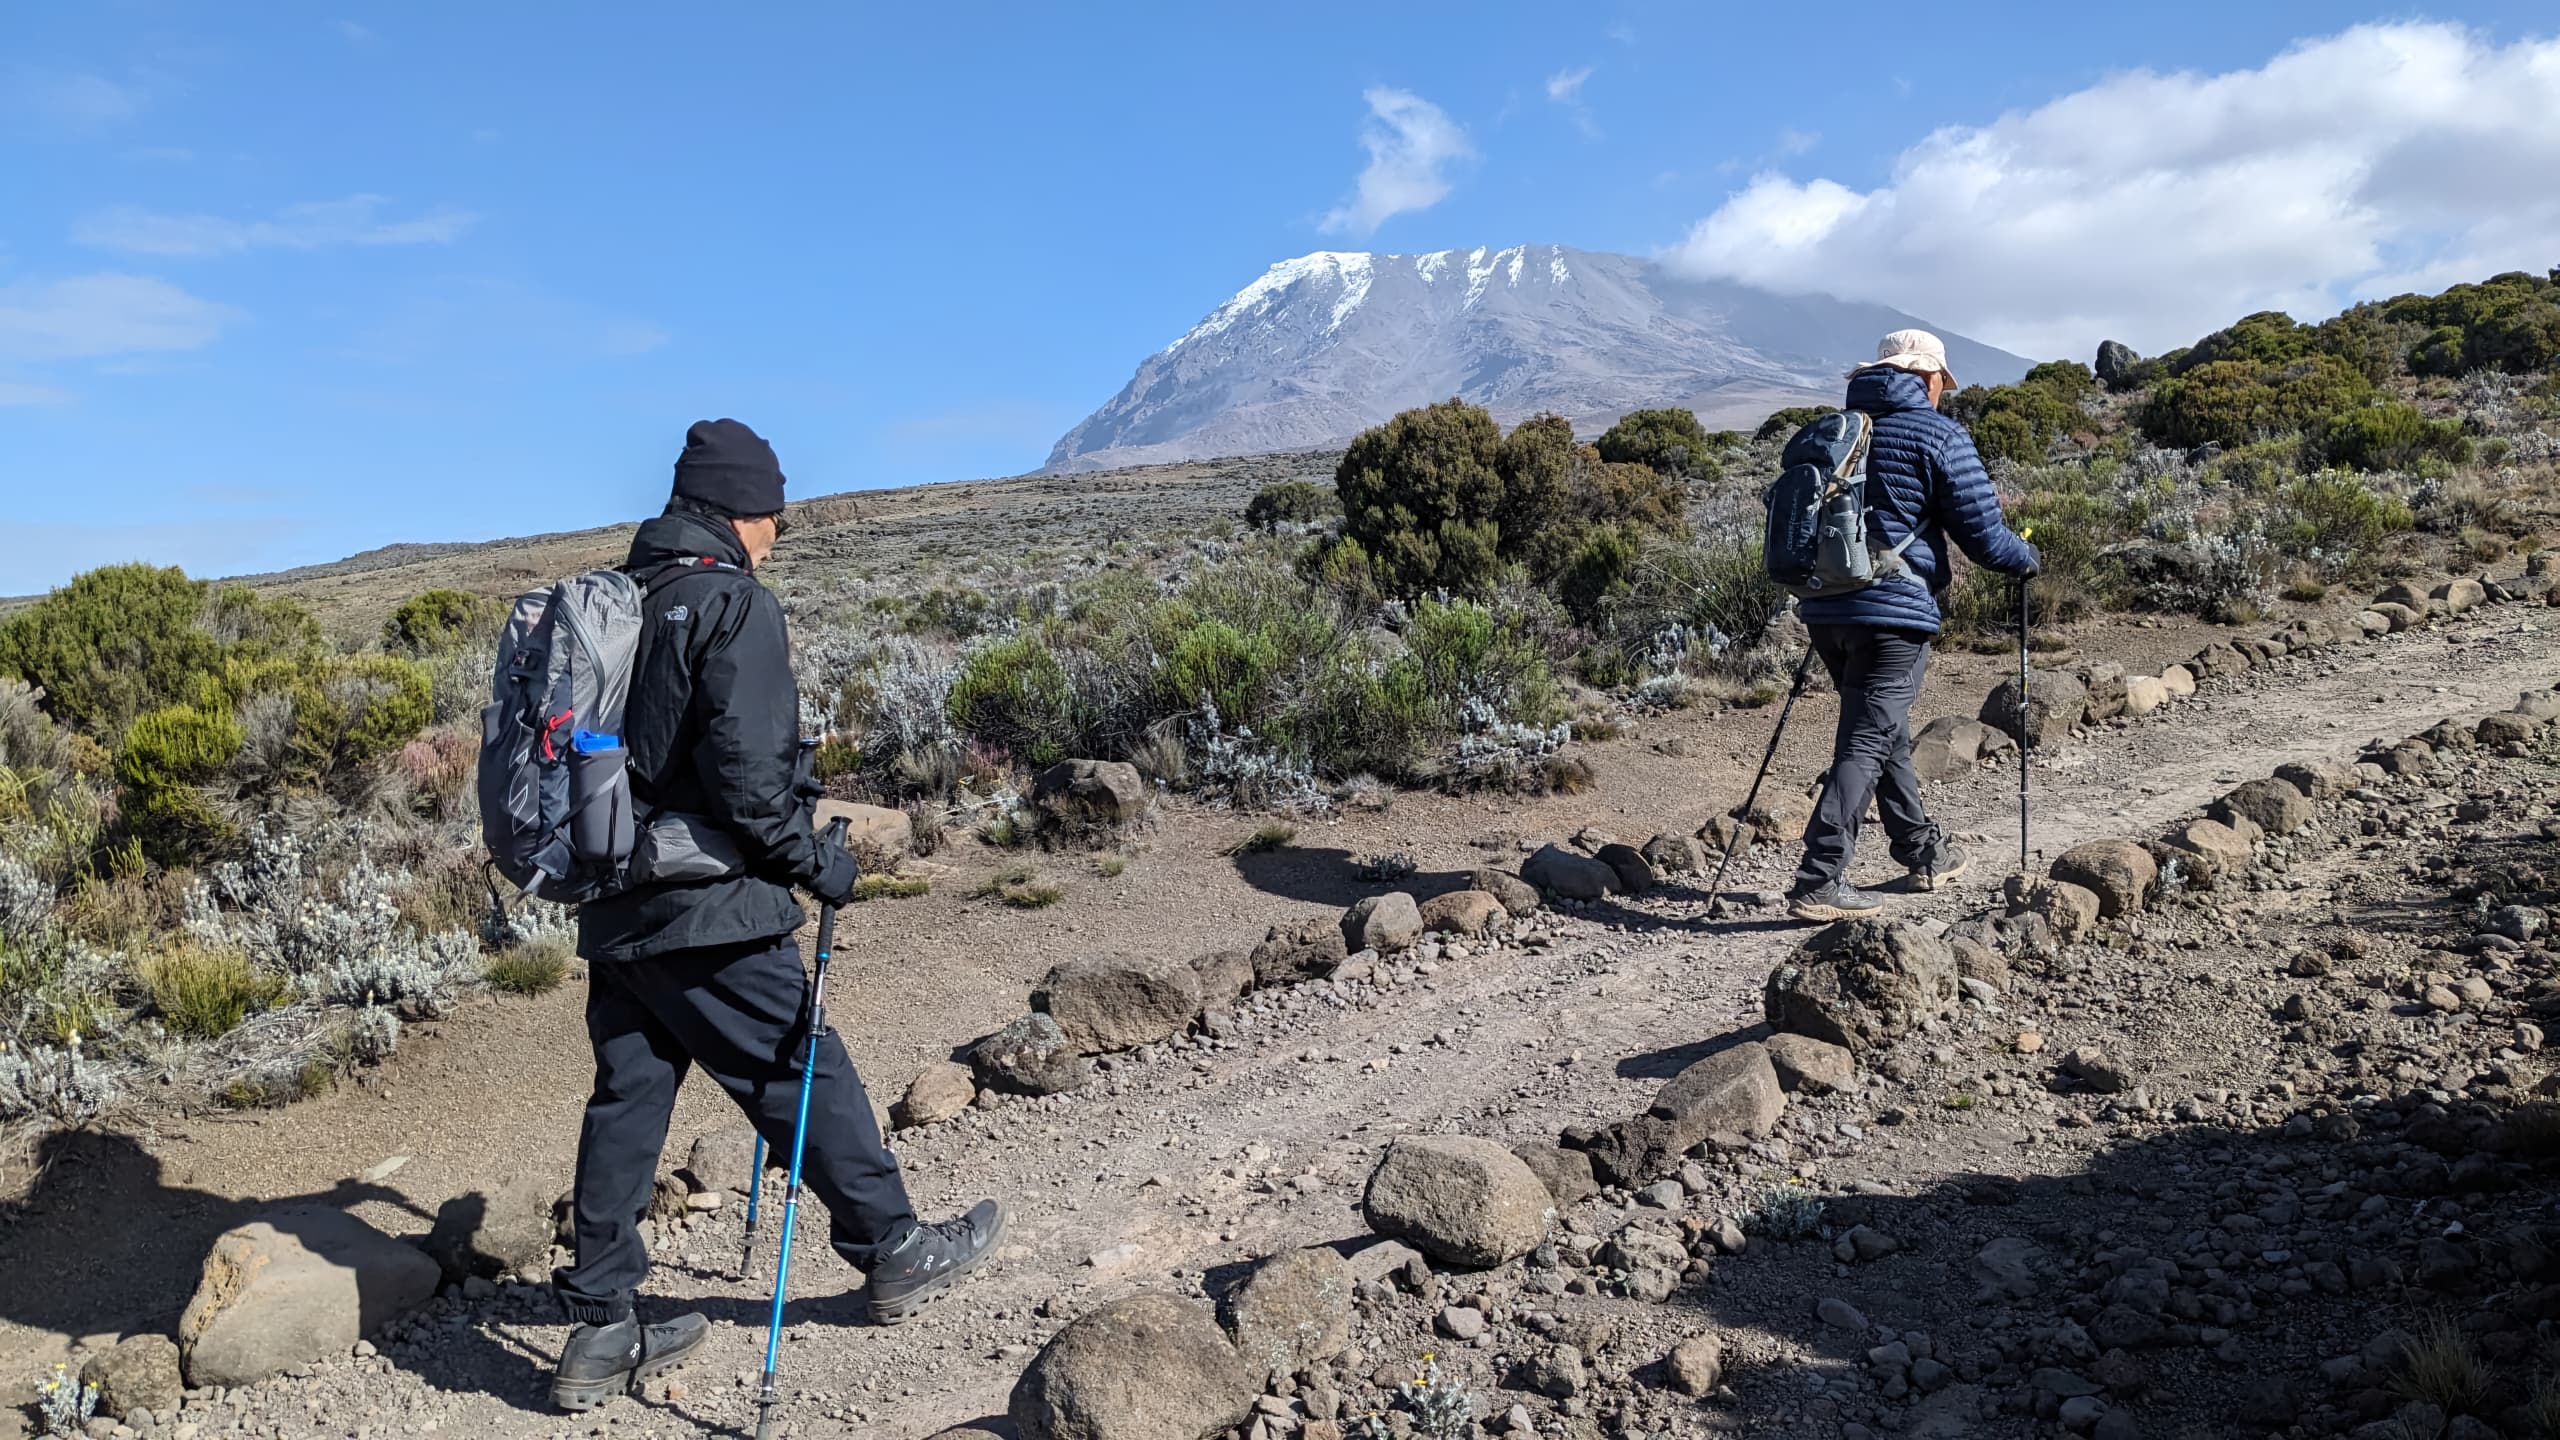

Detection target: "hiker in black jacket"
[549, 420, 1005, 1412]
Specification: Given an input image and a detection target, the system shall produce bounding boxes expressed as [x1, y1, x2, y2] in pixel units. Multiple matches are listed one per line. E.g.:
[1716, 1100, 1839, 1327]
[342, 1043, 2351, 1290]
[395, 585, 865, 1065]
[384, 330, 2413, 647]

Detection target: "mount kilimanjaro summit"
[1043, 244, 2033, 472]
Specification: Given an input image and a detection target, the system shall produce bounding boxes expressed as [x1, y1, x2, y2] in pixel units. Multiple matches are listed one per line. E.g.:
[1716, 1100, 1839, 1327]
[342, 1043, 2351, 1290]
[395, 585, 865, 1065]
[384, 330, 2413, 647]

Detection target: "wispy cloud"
[334, 277, 663, 367]
[0, 380, 77, 407]
[0, 274, 236, 363]
[7, 65, 147, 135]
[332, 19, 377, 44]
[1663, 21, 2560, 359]
[75, 195, 480, 257]
[1775, 128, 1819, 156]
[1605, 23, 1637, 46]
[1318, 87, 1474, 238]
[1545, 65, 1600, 139]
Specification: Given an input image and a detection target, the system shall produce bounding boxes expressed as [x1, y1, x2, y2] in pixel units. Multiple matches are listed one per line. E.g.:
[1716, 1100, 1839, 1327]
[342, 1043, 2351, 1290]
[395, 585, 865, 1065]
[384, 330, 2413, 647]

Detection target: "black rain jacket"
[575, 509, 856, 962]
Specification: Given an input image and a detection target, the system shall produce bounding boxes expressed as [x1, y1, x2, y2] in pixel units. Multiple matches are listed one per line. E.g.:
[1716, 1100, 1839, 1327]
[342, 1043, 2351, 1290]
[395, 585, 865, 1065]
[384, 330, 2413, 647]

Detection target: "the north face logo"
[664, 604, 689, 623]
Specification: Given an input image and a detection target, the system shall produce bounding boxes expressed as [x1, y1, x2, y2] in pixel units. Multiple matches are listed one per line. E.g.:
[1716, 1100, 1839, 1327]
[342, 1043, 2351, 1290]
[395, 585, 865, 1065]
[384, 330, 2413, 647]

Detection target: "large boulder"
[1648, 1042, 1785, 1143]
[2433, 577, 2488, 613]
[1418, 890, 1506, 937]
[2160, 664, 2197, 697]
[1763, 1033, 1856, 1095]
[1342, 892, 1424, 953]
[2166, 818, 2253, 887]
[893, 1061, 979, 1129]
[421, 1169, 555, 1281]
[969, 1014, 1094, 1096]
[2375, 580, 2434, 612]
[2515, 690, 2560, 723]
[80, 1335, 182, 1421]
[1189, 948, 1256, 1010]
[1009, 1294, 1258, 1440]
[2077, 663, 2129, 722]
[2005, 875, 2100, 941]
[1034, 954, 1202, 1054]
[1510, 1142, 1597, 1208]
[1594, 843, 1658, 895]
[1468, 867, 1541, 918]
[813, 799, 912, 867]
[2122, 675, 2171, 717]
[1575, 1114, 1686, 1190]
[1250, 918, 1347, 987]
[1980, 669, 2088, 748]
[2367, 601, 2421, 632]
[1745, 791, 1817, 844]
[2478, 711, 2540, 747]
[1763, 921, 1959, 1054]
[2095, 339, 2141, 389]
[1362, 1135, 1553, 1269]
[1220, 1247, 1353, 1384]
[2274, 759, 2357, 801]
[1641, 833, 1710, 875]
[1912, 716, 1993, 781]
[179, 1206, 442, 1388]
[1032, 759, 1149, 828]
[2214, 778, 2313, 836]
[1522, 844, 1616, 902]
[2048, 841, 2157, 918]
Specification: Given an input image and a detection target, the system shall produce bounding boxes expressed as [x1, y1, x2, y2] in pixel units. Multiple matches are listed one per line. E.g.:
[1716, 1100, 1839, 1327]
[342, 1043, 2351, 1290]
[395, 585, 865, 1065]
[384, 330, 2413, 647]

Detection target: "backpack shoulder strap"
[630, 556, 745, 594]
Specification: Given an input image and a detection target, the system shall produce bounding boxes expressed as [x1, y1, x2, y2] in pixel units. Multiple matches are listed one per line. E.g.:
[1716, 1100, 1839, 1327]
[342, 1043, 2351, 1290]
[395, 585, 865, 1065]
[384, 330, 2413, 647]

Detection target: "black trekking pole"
[1704, 641, 1822, 919]
[2016, 531, 2034, 873]
[755, 814, 849, 1440]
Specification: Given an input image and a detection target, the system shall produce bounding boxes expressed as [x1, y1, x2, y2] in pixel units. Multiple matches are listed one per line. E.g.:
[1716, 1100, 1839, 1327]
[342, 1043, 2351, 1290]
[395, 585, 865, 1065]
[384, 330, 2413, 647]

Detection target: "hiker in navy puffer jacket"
[1786, 330, 2040, 923]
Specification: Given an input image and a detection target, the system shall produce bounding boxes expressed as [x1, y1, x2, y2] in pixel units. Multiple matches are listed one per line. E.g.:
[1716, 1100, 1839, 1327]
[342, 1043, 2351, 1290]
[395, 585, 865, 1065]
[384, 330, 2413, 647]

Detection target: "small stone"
[1437, 1306, 1486, 1341]
[1816, 1297, 1869, 1331]
[1664, 1334, 1723, 1396]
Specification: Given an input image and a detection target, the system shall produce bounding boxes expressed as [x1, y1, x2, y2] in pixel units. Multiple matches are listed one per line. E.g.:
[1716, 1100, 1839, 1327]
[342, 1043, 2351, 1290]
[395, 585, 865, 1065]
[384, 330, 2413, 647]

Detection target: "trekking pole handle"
[816, 815, 849, 953]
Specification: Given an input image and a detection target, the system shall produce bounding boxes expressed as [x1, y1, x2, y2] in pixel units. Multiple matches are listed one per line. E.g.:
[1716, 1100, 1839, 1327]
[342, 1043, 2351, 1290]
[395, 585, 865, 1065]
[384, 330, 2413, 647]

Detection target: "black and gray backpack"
[1762, 410, 1916, 599]
[477, 560, 746, 904]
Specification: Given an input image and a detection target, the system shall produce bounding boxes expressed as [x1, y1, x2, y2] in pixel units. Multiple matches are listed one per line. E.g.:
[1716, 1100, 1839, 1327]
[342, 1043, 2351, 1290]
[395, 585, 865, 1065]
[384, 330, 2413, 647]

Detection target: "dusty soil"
[2, 587, 2554, 1438]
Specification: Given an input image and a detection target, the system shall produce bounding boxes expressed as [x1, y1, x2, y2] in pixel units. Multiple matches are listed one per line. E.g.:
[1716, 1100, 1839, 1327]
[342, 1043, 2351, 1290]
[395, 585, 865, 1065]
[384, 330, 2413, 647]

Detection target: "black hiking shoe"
[550, 1313, 709, 1412]
[1788, 880, 1887, 922]
[863, 1200, 1008, 1326]
[1911, 842, 1970, 892]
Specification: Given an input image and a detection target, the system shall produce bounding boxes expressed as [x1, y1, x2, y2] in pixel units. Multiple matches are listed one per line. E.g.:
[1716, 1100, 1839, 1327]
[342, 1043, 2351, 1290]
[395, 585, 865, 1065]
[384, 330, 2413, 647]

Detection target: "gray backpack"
[477, 561, 745, 904]
[1763, 410, 1917, 599]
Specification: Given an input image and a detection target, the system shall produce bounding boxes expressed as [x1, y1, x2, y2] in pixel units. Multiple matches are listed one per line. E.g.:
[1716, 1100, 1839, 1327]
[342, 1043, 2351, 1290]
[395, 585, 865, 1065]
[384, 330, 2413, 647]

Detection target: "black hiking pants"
[1792, 625, 1948, 894]
[553, 935, 916, 1325]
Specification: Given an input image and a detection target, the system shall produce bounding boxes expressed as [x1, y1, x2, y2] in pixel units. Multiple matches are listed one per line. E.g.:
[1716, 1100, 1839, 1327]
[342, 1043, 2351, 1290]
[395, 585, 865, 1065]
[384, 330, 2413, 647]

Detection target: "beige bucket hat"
[1853, 328, 1956, 386]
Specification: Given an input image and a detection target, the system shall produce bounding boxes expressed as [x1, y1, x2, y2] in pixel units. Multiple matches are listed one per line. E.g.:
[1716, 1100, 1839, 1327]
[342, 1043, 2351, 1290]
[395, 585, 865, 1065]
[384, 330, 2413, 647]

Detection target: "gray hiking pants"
[1792, 625, 1948, 893]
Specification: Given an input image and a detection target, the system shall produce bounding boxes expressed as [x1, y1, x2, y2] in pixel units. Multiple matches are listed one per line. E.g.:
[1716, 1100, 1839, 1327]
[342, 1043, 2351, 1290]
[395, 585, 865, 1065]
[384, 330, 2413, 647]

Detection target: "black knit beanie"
[671, 418, 786, 516]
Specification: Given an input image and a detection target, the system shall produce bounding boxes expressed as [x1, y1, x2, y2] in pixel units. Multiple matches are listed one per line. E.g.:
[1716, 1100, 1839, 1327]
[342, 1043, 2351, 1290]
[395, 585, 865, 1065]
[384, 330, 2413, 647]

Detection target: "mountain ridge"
[1045, 244, 2032, 472]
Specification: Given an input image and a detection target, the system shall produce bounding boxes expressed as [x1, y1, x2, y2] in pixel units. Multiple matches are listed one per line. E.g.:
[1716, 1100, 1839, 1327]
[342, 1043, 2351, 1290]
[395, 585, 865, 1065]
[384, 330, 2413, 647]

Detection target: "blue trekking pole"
[756, 815, 849, 1440]
[739, 1138, 766, 1276]
[744, 739, 827, 1278]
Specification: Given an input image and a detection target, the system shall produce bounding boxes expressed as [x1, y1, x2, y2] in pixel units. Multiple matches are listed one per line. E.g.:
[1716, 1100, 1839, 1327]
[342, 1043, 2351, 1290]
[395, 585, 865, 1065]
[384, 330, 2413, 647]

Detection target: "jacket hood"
[1846, 366, 1937, 416]
[627, 508, 752, 573]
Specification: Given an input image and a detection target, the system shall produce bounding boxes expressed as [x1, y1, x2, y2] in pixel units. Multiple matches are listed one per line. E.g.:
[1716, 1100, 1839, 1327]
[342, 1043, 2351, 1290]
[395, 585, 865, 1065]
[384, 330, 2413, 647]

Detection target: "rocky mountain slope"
[1045, 246, 2033, 472]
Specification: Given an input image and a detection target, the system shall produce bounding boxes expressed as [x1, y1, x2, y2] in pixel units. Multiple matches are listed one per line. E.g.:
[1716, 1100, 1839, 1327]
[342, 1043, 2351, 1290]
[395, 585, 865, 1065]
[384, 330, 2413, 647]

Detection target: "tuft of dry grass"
[2389, 1313, 2491, 1416]
[1093, 853, 1127, 878]
[974, 861, 1064, 909]
[855, 873, 932, 901]
[140, 942, 287, 1039]
[1220, 820, 1296, 857]
[484, 937, 573, 996]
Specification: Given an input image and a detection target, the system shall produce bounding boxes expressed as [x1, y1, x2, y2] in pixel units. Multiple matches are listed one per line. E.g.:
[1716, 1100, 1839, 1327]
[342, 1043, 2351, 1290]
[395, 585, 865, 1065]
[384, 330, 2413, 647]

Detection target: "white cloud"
[1662, 22, 2560, 359]
[1319, 87, 1474, 238]
[0, 380, 76, 407]
[75, 195, 480, 257]
[1545, 66, 1593, 102]
[1775, 128, 1818, 157]
[333, 19, 377, 43]
[7, 66, 146, 134]
[0, 274, 236, 363]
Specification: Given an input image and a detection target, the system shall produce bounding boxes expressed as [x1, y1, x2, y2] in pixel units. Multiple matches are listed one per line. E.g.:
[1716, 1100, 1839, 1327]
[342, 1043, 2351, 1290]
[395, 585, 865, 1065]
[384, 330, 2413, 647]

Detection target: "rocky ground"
[7, 569, 2560, 1440]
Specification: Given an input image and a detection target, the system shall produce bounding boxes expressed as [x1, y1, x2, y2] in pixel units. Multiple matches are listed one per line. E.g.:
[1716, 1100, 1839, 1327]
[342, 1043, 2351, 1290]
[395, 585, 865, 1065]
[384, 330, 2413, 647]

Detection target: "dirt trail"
[2, 603, 2551, 1436]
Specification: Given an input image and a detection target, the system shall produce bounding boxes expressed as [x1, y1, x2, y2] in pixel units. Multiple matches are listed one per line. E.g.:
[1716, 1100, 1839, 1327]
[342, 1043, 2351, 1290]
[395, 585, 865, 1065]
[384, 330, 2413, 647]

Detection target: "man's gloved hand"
[810, 829, 861, 907]
[2017, 542, 2043, 579]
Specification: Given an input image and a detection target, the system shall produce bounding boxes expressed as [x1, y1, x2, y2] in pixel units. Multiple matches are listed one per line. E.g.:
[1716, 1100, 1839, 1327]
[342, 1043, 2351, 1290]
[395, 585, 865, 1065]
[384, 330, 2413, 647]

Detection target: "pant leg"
[1794, 627, 1877, 892]
[626, 937, 919, 1272]
[1870, 632, 1947, 867]
[554, 966, 691, 1325]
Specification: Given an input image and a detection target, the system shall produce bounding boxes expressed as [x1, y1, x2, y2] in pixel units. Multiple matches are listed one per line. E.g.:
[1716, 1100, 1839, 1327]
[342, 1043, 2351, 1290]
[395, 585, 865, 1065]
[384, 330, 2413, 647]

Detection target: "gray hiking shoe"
[1788, 879, 1888, 922]
[1911, 842, 1970, 892]
[862, 1199, 1007, 1326]
[550, 1313, 709, 1412]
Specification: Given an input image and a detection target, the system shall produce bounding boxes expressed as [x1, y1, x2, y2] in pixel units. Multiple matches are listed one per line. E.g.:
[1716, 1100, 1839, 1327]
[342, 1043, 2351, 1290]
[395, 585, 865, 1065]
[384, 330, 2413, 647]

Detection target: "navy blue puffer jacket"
[1795, 367, 2040, 633]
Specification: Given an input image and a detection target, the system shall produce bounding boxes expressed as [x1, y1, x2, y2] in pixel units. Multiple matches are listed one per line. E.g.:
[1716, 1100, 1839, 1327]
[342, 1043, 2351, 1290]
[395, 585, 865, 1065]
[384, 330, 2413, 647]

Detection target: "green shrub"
[1620, 530, 1787, 661]
[1555, 525, 1640, 623]
[1754, 405, 1831, 443]
[0, 564, 222, 736]
[1493, 414, 1578, 563]
[203, 584, 326, 662]
[1334, 399, 1507, 598]
[1595, 407, 1724, 482]
[1244, 480, 1338, 529]
[974, 861, 1063, 909]
[1162, 619, 1280, 721]
[140, 942, 286, 1038]
[382, 589, 496, 657]
[2281, 473, 2413, 565]
[946, 631, 1081, 768]
[117, 703, 244, 861]
[2386, 270, 2560, 376]
[2140, 355, 2373, 450]
[2314, 401, 2473, 472]
[296, 656, 434, 774]
[856, 873, 932, 900]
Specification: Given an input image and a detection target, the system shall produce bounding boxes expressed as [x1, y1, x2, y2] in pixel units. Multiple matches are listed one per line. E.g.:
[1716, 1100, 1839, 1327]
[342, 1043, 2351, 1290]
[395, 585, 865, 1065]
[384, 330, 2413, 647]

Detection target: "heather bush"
[1754, 405, 1830, 443]
[2141, 354, 2374, 450]
[1596, 406, 1725, 482]
[2313, 400, 2472, 472]
[382, 588, 499, 658]
[0, 564, 227, 737]
[1244, 479, 1338, 529]
[1334, 398, 1506, 598]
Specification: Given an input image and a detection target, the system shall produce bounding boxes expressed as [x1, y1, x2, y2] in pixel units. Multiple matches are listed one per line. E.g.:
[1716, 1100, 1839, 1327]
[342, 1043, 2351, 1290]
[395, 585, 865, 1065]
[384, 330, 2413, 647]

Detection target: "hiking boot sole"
[865, 1204, 1009, 1327]
[1912, 856, 1970, 892]
[1788, 896, 1885, 922]
[550, 1330, 708, 1412]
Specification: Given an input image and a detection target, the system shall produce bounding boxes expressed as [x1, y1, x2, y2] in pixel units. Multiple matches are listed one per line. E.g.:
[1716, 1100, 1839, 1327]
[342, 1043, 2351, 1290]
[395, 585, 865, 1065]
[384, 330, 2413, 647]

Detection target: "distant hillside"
[1045, 244, 2033, 472]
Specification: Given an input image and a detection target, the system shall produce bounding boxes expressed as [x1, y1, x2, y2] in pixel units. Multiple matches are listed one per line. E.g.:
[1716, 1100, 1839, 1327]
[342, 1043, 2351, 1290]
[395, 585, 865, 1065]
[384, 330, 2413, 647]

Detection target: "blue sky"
[6, 2, 2556, 589]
